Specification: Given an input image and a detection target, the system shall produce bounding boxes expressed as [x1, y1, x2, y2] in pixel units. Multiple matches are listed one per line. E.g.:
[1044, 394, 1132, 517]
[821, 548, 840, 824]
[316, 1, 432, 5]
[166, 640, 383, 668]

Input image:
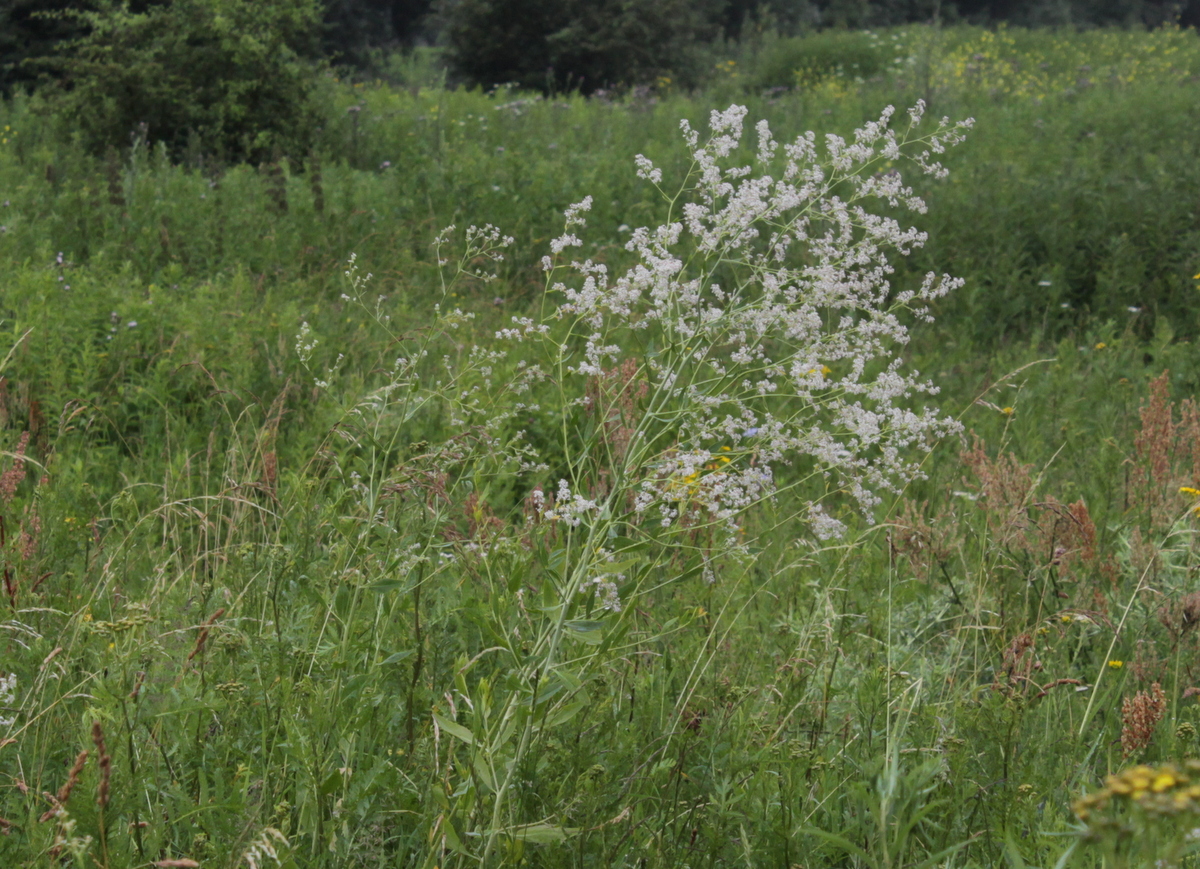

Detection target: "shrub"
[749, 29, 893, 90]
[37, 0, 324, 160]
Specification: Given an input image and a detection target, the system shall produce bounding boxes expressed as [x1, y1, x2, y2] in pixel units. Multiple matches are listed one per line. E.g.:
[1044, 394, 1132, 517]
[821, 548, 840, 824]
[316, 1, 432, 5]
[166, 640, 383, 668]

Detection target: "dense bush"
[747, 28, 894, 89]
[38, 0, 324, 160]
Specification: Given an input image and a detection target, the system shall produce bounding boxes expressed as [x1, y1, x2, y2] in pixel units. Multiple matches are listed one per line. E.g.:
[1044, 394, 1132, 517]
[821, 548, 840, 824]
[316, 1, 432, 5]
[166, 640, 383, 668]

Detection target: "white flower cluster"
[294, 321, 318, 364]
[544, 102, 971, 537]
[585, 575, 622, 612]
[633, 448, 773, 532]
[807, 502, 848, 541]
[541, 479, 599, 527]
[0, 672, 16, 727]
[578, 547, 627, 612]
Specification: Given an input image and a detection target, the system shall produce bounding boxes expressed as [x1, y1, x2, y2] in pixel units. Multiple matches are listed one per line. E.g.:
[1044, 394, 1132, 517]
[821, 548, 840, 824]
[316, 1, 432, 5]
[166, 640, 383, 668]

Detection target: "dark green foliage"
[320, 0, 434, 67]
[815, 0, 948, 27]
[439, 0, 725, 92]
[38, 0, 324, 160]
[749, 29, 892, 88]
[954, 0, 1196, 26]
[437, 0, 564, 91]
[0, 0, 92, 93]
[746, 0, 1200, 30]
[807, 0, 1197, 26]
[321, 0, 396, 64]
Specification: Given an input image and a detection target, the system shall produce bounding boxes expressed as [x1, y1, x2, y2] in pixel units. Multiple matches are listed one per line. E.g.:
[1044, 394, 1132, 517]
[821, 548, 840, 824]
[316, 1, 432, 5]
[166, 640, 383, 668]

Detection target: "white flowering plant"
[529, 102, 970, 545]
[0, 671, 16, 728]
[316, 101, 970, 864]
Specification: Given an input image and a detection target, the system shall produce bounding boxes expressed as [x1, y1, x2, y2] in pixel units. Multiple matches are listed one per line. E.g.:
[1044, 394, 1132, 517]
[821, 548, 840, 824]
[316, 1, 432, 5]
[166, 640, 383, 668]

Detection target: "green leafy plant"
[37, 0, 324, 159]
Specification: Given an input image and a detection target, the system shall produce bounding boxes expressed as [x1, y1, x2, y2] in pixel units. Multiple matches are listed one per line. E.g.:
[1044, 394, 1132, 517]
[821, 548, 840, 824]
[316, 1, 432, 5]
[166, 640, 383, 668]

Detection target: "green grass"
[3, 23, 1200, 868]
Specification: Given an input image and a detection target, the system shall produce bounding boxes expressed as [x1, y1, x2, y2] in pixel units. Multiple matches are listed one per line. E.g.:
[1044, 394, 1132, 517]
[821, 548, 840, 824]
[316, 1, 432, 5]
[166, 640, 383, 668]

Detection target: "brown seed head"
[92, 722, 111, 808]
[1121, 682, 1168, 758]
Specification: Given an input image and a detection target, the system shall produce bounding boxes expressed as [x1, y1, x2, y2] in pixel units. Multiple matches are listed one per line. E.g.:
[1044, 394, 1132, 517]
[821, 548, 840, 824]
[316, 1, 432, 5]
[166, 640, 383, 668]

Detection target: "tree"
[37, 0, 323, 159]
[439, 0, 724, 93]
[0, 0, 91, 93]
[319, 0, 434, 66]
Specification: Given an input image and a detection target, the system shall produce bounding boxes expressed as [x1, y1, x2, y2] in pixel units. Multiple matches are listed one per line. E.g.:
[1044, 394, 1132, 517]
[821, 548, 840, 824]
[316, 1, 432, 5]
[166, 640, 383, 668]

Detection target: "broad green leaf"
[442, 814, 472, 856]
[543, 698, 587, 729]
[501, 822, 579, 844]
[433, 712, 475, 746]
[564, 619, 605, 644]
[430, 784, 450, 810]
[472, 753, 496, 791]
[379, 649, 415, 666]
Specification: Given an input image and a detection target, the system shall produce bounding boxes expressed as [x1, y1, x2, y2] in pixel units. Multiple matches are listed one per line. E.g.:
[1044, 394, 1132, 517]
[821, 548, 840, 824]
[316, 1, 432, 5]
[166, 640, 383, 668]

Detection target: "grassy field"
[3, 23, 1200, 868]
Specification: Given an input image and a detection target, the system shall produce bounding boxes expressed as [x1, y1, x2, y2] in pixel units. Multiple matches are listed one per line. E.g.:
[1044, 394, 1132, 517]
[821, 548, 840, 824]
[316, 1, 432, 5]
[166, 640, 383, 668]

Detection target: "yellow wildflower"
[1152, 771, 1178, 792]
[1108, 659, 1124, 669]
[1129, 770, 1153, 796]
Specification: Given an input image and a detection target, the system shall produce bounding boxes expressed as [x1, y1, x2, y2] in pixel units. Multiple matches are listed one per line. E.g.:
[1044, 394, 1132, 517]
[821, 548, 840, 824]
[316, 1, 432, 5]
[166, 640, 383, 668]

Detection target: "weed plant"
[2, 23, 1200, 869]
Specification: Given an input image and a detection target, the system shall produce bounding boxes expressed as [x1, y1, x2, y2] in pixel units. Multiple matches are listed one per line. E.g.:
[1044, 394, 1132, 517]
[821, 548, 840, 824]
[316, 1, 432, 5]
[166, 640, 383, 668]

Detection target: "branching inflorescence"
[489, 101, 973, 544]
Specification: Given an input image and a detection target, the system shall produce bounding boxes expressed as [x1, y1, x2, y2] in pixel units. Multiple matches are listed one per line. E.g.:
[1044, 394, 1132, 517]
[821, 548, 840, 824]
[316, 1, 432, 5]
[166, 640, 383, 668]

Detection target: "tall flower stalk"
[328, 101, 971, 866]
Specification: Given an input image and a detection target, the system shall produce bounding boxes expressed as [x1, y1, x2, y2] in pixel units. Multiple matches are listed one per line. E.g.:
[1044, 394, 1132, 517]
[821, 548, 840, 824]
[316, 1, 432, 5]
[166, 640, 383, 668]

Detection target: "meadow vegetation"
[2, 22, 1200, 869]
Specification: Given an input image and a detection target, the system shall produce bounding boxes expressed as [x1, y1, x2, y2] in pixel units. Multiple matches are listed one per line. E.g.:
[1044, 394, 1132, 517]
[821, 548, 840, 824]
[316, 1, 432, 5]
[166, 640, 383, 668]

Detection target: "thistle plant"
[325, 100, 971, 866]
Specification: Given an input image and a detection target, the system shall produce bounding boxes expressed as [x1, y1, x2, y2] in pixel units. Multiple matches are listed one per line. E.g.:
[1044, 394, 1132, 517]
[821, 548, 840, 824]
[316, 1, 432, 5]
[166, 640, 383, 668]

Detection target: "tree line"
[0, 0, 1195, 161]
[4, 0, 1197, 92]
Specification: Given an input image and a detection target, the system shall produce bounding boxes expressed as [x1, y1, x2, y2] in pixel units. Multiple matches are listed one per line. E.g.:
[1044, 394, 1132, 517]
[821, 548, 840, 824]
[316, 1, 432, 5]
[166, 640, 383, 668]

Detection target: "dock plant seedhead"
[520, 101, 972, 540]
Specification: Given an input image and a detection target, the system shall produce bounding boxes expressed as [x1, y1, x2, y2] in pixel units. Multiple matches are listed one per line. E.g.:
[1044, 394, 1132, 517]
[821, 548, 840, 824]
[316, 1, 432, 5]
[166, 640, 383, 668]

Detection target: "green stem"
[1078, 558, 1155, 740]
